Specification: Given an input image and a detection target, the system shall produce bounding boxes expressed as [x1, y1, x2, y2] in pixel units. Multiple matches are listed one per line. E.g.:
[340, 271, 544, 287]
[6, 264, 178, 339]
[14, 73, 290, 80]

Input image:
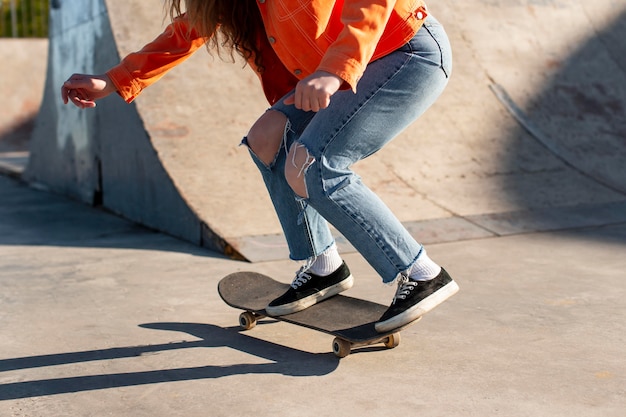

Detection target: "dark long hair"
[167, 0, 264, 70]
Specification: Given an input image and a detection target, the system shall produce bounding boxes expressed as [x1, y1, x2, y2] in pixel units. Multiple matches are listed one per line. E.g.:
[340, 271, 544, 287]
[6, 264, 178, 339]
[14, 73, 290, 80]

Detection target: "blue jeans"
[247, 16, 452, 283]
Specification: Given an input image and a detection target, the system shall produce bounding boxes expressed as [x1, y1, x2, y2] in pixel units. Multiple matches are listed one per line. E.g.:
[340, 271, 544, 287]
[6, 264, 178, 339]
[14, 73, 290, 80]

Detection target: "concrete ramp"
[23, 0, 626, 261]
[25, 0, 269, 259]
[0, 39, 47, 177]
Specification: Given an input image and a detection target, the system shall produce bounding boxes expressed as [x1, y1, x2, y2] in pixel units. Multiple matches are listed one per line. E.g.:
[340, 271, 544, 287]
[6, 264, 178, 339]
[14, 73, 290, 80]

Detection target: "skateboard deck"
[218, 271, 420, 357]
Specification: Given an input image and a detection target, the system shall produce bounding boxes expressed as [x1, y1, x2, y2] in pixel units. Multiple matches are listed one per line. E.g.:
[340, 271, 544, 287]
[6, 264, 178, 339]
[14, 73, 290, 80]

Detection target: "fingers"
[282, 71, 341, 112]
[283, 93, 295, 106]
[61, 84, 69, 104]
[297, 97, 319, 113]
[62, 76, 86, 103]
[62, 75, 90, 108]
[60, 73, 110, 108]
[71, 89, 96, 108]
[61, 85, 96, 108]
[283, 88, 329, 112]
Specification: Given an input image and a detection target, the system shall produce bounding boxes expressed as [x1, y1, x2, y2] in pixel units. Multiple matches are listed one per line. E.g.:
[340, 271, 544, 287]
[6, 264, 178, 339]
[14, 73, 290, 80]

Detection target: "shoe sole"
[374, 280, 459, 333]
[265, 274, 354, 316]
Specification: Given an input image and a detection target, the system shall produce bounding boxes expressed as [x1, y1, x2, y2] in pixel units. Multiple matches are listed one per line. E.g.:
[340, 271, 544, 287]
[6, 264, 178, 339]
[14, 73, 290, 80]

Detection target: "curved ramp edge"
[23, 0, 246, 258]
[21, 0, 626, 262]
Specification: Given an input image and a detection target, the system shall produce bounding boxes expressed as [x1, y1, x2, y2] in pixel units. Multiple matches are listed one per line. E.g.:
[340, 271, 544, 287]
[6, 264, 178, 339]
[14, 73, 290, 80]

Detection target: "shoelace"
[393, 275, 419, 303]
[290, 264, 313, 289]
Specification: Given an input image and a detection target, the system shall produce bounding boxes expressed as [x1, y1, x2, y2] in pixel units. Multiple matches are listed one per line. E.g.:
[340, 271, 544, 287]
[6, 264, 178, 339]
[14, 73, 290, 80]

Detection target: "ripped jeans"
[245, 16, 452, 283]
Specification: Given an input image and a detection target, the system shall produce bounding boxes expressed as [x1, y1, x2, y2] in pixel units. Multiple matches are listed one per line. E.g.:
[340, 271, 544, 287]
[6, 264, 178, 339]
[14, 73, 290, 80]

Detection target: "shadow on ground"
[0, 322, 339, 400]
[0, 175, 219, 256]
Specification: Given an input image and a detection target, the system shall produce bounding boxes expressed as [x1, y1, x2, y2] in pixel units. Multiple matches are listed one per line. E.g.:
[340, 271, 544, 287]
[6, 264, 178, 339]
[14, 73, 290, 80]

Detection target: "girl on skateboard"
[61, 0, 459, 332]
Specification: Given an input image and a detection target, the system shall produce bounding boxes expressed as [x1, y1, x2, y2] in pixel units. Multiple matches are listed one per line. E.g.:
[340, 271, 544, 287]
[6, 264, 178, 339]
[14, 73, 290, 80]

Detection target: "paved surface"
[1, 174, 625, 416]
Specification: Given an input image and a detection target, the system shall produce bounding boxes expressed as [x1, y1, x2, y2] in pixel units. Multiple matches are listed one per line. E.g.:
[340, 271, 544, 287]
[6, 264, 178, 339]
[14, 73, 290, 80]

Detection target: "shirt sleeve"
[316, 0, 396, 91]
[106, 15, 207, 103]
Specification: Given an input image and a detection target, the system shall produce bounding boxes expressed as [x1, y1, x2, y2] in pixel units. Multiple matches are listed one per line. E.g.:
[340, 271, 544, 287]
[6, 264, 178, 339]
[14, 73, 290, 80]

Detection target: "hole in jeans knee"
[286, 142, 315, 198]
[246, 110, 288, 166]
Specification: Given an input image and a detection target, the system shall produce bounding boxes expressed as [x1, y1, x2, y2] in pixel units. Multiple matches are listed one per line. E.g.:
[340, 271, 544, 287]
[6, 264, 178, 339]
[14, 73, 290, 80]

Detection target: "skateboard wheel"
[383, 332, 401, 349]
[332, 337, 351, 358]
[239, 312, 257, 330]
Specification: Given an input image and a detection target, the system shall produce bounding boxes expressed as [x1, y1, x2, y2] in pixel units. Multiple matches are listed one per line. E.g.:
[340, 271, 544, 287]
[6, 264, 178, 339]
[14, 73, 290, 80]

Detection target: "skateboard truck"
[236, 308, 416, 358]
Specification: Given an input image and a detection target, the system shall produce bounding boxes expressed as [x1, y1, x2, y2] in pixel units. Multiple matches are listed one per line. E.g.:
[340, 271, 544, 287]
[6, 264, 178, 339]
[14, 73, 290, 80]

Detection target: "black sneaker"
[375, 268, 459, 333]
[266, 261, 353, 316]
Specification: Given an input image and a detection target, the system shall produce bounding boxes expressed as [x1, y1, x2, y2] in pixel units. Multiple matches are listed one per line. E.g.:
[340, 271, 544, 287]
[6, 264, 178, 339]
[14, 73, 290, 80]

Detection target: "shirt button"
[268, 36, 276, 44]
[416, 11, 424, 20]
[294, 69, 302, 75]
[259, 0, 265, 3]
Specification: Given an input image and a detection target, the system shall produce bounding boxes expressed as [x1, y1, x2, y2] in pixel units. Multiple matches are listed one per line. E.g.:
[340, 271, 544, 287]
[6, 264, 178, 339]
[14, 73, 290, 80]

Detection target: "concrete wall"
[23, 0, 214, 254]
[0, 38, 47, 175]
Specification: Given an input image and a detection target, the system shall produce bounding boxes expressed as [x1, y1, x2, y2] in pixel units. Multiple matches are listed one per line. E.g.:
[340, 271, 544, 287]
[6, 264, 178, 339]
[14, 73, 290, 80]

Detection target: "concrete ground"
[1, 174, 625, 416]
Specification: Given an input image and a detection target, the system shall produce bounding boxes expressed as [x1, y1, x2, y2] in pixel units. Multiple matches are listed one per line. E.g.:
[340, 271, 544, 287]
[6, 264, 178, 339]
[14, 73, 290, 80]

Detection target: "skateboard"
[217, 271, 420, 358]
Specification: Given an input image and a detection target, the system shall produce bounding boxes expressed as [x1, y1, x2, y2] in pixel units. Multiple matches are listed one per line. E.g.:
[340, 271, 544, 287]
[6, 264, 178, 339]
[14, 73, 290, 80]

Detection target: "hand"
[61, 74, 116, 109]
[283, 70, 343, 112]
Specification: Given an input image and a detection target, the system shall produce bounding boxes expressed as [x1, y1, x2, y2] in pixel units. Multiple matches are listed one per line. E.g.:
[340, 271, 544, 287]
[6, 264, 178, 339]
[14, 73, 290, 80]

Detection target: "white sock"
[308, 243, 343, 276]
[408, 250, 441, 281]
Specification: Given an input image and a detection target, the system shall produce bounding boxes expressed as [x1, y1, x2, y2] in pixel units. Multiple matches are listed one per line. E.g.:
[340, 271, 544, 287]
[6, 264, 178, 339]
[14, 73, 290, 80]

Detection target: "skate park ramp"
[20, 0, 626, 261]
[0, 39, 47, 177]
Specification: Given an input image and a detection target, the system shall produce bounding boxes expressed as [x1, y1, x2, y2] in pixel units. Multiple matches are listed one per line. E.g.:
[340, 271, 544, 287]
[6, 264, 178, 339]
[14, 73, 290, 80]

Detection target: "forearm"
[107, 14, 207, 103]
